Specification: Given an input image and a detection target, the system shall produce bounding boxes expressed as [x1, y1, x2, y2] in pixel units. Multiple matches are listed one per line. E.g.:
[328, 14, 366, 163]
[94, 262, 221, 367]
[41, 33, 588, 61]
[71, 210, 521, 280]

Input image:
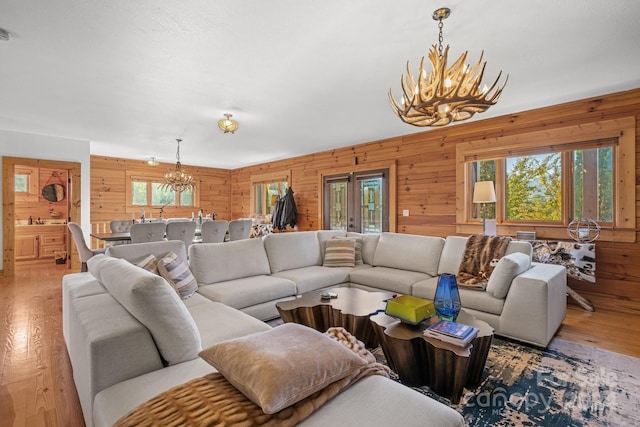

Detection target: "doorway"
[323, 169, 390, 233]
[2, 157, 81, 276]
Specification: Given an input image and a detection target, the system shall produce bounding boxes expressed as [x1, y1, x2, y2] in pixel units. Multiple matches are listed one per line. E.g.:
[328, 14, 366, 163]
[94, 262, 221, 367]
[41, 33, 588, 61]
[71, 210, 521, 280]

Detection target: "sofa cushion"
[323, 238, 356, 267]
[349, 266, 430, 295]
[198, 323, 367, 414]
[334, 237, 363, 265]
[437, 236, 468, 275]
[197, 275, 296, 310]
[347, 232, 380, 265]
[486, 252, 532, 299]
[412, 277, 505, 316]
[97, 257, 202, 366]
[157, 252, 198, 299]
[263, 231, 322, 273]
[189, 239, 271, 284]
[372, 232, 444, 275]
[437, 237, 533, 276]
[271, 265, 350, 294]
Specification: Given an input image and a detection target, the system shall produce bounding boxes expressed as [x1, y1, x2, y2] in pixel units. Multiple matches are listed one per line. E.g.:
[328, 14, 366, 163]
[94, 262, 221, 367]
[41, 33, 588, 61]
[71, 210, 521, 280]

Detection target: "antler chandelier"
[389, 7, 508, 127]
[161, 139, 195, 193]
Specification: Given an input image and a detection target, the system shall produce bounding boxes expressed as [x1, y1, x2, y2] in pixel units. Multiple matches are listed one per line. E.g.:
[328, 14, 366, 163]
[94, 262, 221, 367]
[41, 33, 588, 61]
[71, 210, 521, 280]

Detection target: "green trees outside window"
[470, 146, 613, 224]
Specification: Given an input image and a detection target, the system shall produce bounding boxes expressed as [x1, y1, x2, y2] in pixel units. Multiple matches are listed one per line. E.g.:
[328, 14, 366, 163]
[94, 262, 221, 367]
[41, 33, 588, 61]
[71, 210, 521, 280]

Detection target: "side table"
[370, 310, 494, 403]
[276, 287, 395, 348]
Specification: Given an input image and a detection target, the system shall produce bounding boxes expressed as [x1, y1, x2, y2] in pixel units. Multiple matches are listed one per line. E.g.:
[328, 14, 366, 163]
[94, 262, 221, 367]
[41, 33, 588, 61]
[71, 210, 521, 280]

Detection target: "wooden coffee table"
[370, 310, 494, 403]
[276, 287, 395, 348]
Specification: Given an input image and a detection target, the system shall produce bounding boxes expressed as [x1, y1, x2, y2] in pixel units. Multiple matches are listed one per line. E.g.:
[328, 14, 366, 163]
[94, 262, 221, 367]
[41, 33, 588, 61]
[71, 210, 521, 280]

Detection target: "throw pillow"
[199, 323, 367, 414]
[332, 236, 363, 265]
[130, 253, 159, 274]
[486, 252, 532, 299]
[157, 252, 198, 299]
[99, 257, 202, 365]
[323, 238, 356, 267]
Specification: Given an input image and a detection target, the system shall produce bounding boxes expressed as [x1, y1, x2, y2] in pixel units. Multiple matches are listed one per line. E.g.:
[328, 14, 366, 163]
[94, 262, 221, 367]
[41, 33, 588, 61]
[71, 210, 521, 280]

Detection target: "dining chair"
[109, 219, 134, 246]
[228, 219, 253, 241]
[200, 220, 229, 243]
[129, 222, 167, 243]
[109, 219, 135, 233]
[67, 222, 106, 272]
[165, 221, 198, 250]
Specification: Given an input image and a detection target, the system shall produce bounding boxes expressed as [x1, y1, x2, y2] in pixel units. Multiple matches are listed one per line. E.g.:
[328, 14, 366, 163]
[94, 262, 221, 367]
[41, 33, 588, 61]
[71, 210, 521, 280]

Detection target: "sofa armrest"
[67, 293, 163, 426]
[499, 263, 567, 347]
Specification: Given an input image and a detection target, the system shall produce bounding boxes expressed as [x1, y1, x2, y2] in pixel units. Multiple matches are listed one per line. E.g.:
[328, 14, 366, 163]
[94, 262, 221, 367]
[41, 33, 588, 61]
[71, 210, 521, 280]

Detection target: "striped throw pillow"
[323, 238, 356, 267]
[157, 252, 198, 299]
[332, 236, 363, 265]
[130, 253, 159, 274]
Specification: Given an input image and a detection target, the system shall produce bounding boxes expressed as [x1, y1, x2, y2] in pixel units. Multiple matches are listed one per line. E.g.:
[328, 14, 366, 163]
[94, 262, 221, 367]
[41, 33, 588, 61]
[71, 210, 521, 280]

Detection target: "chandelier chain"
[438, 19, 444, 57]
[175, 139, 182, 162]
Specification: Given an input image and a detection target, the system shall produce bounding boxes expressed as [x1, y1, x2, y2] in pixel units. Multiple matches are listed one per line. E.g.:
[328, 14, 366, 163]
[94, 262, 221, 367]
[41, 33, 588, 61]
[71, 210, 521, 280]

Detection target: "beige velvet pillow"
[199, 323, 367, 414]
[323, 238, 356, 267]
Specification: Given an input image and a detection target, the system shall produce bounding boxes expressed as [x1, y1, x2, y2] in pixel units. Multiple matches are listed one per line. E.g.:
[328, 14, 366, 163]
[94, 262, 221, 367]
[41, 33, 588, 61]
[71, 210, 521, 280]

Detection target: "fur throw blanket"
[114, 328, 389, 427]
[457, 235, 512, 290]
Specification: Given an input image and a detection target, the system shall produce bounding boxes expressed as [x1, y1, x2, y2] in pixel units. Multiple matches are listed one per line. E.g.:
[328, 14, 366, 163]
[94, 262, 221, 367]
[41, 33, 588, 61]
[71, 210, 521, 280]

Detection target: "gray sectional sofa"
[62, 230, 567, 427]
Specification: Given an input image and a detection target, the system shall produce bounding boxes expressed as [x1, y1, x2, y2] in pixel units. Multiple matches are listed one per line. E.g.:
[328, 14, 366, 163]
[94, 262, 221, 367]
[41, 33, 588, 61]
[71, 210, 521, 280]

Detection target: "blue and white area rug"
[397, 337, 640, 426]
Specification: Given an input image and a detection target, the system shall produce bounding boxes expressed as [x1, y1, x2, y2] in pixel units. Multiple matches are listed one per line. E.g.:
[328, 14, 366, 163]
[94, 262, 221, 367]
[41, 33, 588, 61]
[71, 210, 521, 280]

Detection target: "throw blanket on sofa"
[457, 235, 512, 290]
[114, 328, 389, 427]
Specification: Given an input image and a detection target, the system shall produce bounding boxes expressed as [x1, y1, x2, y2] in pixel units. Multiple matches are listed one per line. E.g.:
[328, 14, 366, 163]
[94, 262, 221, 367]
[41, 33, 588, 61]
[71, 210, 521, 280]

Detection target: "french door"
[323, 169, 389, 234]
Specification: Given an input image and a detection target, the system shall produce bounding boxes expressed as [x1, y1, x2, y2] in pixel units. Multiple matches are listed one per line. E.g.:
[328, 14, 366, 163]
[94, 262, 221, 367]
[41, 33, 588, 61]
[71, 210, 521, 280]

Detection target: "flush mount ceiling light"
[147, 157, 159, 166]
[389, 7, 508, 127]
[160, 139, 195, 193]
[218, 113, 238, 134]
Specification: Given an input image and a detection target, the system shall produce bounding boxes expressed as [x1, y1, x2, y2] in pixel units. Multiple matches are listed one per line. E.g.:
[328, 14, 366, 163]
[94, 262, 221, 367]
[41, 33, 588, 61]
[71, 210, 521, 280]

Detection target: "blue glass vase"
[434, 273, 462, 321]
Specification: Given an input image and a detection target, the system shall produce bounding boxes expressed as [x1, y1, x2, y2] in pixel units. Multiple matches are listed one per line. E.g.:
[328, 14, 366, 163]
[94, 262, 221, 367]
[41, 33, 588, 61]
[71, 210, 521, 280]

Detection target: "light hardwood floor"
[1, 263, 639, 427]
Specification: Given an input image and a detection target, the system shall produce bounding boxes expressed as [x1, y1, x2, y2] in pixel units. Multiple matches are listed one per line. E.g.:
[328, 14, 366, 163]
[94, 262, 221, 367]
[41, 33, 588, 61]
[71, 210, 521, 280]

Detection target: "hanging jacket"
[272, 195, 284, 229]
[278, 187, 298, 230]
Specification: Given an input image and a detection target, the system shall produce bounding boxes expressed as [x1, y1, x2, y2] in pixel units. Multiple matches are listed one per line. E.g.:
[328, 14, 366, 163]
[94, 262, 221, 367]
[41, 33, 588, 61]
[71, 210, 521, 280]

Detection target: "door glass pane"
[327, 181, 348, 231]
[573, 147, 613, 222]
[359, 177, 382, 234]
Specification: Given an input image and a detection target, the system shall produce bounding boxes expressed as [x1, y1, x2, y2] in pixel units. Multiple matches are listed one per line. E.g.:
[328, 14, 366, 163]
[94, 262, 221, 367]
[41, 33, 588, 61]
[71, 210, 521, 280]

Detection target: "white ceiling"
[1, 0, 639, 169]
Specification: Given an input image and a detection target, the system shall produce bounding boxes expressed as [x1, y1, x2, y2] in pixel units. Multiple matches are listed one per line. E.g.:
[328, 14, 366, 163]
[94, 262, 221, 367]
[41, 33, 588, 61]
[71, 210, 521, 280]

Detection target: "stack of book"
[423, 319, 479, 347]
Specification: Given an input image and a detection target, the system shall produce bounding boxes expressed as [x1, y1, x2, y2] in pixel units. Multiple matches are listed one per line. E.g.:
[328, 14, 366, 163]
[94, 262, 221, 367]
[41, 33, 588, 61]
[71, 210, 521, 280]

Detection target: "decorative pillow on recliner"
[198, 323, 367, 414]
[486, 252, 532, 299]
[129, 253, 159, 274]
[157, 252, 198, 299]
[323, 238, 356, 267]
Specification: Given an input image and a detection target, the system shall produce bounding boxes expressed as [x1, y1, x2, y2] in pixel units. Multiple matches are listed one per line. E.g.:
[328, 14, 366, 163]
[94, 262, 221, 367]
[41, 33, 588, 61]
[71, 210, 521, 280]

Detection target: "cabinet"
[15, 225, 67, 262]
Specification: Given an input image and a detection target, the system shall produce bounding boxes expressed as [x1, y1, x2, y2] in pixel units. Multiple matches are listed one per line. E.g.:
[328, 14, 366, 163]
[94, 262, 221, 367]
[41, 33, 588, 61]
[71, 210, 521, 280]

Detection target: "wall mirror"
[42, 183, 66, 202]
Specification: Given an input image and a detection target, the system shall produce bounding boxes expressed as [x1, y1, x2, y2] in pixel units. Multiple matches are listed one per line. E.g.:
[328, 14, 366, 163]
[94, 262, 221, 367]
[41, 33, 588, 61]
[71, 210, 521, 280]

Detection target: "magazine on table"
[424, 319, 479, 347]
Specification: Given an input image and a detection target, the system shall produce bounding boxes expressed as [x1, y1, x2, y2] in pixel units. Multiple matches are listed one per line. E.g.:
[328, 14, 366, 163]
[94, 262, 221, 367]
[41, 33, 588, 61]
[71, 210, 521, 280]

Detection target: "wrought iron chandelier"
[161, 139, 195, 193]
[389, 7, 508, 127]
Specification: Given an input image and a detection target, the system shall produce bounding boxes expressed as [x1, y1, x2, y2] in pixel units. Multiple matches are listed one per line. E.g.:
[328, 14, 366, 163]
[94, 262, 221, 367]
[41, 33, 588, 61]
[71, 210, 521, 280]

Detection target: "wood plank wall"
[89, 156, 232, 245]
[231, 89, 640, 299]
[90, 89, 640, 299]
